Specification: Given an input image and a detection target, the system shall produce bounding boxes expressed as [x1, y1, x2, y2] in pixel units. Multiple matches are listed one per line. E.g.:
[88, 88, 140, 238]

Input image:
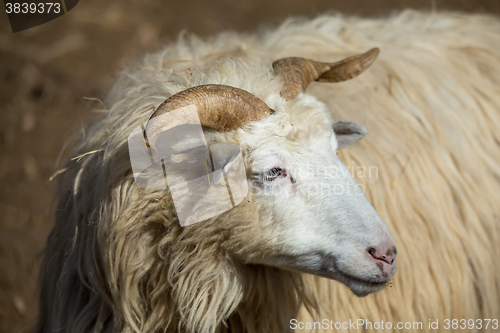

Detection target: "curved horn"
[273, 48, 380, 101]
[148, 84, 272, 132]
[145, 84, 272, 151]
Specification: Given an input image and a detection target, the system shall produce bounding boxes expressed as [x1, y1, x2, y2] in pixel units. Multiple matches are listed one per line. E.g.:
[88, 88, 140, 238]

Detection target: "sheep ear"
[333, 120, 368, 149]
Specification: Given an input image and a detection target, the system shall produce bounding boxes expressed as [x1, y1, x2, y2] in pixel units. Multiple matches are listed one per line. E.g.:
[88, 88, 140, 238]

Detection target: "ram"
[36, 10, 500, 333]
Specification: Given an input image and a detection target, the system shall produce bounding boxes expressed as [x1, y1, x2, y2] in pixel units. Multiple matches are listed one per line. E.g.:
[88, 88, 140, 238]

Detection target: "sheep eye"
[263, 167, 283, 181]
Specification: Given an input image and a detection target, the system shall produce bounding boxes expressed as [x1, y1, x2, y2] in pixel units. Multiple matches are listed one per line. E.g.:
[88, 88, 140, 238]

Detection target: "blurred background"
[0, 0, 499, 332]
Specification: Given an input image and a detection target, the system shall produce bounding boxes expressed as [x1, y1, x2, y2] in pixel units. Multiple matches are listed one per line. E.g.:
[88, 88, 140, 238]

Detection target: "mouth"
[256, 252, 394, 296]
[329, 268, 391, 296]
[316, 255, 394, 297]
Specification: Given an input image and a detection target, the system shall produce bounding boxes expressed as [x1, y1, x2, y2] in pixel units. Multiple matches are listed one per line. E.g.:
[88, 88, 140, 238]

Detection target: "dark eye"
[263, 167, 283, 181]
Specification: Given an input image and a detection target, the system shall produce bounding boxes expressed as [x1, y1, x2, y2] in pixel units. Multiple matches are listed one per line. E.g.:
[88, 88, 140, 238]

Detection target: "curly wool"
[36, 10, 500, 333]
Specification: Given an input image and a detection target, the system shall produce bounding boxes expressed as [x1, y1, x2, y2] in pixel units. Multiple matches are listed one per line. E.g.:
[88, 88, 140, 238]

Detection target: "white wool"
[37, 10, 500, 333]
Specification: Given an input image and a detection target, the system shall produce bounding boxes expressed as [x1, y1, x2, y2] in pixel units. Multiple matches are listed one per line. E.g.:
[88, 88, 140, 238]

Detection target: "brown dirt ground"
[1, 1, 499, 332]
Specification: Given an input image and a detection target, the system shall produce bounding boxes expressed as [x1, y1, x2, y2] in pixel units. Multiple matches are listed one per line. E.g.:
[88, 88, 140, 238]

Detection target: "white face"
[237, 96, 397, 296]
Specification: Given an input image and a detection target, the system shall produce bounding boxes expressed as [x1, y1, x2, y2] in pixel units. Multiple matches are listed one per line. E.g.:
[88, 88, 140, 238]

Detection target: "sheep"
[36, 10, 500, 333]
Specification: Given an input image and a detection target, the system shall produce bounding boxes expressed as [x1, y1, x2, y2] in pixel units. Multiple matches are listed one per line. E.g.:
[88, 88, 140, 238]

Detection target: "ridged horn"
[144, 84, 273, 152]
[273, 48, 380, 101]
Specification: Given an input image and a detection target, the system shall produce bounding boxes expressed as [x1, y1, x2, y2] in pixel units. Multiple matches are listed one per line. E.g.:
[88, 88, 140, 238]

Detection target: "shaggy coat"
[37, 10, 500, 333]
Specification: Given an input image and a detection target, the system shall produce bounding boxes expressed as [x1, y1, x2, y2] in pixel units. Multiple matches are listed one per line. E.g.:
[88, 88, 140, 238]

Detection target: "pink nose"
[367, 244, 397, 274]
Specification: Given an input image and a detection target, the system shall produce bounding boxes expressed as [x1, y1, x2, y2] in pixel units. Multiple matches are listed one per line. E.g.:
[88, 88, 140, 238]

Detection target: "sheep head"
[142, 48, 396, 297]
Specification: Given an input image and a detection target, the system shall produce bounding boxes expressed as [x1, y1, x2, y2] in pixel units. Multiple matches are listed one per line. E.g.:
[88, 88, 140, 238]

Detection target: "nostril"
[367, 246, 396, 265]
